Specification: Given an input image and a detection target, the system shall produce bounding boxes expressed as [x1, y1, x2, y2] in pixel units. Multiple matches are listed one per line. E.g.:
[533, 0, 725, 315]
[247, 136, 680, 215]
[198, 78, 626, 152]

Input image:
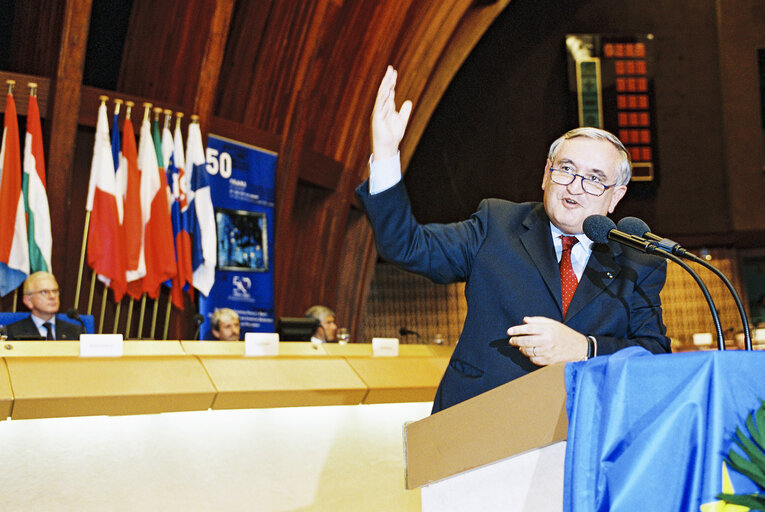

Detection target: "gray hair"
[304, 305, 335, 322]
[547, 127, 632, 186]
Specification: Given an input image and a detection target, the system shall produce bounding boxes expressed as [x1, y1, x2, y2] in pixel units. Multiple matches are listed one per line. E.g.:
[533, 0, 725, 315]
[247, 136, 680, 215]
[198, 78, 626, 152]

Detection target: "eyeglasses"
[548, 168, 618, 197]
[27, 289, 60, 297]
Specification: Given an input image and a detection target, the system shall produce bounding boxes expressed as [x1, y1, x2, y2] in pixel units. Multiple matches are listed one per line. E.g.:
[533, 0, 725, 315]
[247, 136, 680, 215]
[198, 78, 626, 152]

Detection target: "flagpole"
[138, 294, 147, 339]
[151, 296, 159, 340]
[87, 272, 96, 316]
[162, 300, 172, 340]
[74, 211, 90, 310]
[98, 285, 108, 334]
[113, 301, 121, 334]
[126, 298, 135, 339]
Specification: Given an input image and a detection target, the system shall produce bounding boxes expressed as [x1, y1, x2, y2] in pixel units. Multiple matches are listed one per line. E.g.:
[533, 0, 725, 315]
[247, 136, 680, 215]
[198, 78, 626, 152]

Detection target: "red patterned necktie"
[559, 236, 579, 317]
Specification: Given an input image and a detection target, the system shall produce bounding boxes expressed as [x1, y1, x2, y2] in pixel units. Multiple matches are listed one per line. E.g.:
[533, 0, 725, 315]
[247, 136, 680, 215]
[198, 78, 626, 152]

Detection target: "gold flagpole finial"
[174, 111, 184, 131]
[163, 108, 172, 131]
[28, 82, 38, 97]
[142, 102, 153, 123]
[6, 79, 16, 95]
[125, 100, 135, 120]
[190, 114, 200, 124]
[114, 98, 123, 116]
[152, 106, 162, 122]
[98, 94, 109, 106]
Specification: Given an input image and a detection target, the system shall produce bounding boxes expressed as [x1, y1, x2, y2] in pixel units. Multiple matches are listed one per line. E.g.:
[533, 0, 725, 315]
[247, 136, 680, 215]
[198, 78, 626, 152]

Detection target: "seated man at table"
[305, 305, 338, 343]
[211, 308, 241, 341]
[6, 271, 83, 341]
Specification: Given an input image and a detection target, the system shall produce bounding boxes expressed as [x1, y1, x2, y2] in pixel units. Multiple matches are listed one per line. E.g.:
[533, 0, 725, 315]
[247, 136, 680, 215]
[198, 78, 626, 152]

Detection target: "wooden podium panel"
[7, 356, 216, 419]
[346, 356, 450, 404]
[405, 363, 568, 489]
[200, 357, 368, 409]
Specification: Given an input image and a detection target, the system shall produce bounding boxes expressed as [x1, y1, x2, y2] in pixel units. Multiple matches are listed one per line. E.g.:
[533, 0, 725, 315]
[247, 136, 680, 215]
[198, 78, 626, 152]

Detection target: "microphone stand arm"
[675, 251, 752, 351]
[649, 246, 725, 350]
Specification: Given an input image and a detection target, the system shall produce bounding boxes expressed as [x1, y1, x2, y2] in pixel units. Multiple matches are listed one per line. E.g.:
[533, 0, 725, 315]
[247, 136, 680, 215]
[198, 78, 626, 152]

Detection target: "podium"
[404, 364, 569, 511]
[405, 350, 765, 511]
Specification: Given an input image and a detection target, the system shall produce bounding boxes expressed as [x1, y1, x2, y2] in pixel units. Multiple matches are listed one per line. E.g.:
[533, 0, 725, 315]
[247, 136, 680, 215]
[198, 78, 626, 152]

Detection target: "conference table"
[0, 340, 452, 511]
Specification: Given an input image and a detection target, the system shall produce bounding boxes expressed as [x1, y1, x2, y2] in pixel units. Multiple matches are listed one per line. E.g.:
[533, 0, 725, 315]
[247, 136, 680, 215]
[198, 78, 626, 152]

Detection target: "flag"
[164, 118, 192, 309]
[185, 119, 216, 296]
[85, 101, 126, 301]
[22, 90, 52, 273]
[563, 348, 765, 511]
[134, 112, 175, 298]
[118, 111, 143, 299]
[0, 90, 29, 296]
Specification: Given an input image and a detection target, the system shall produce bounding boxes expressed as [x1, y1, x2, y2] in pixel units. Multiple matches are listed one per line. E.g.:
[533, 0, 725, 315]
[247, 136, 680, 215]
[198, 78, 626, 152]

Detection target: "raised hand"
[371, 65, 413, 161]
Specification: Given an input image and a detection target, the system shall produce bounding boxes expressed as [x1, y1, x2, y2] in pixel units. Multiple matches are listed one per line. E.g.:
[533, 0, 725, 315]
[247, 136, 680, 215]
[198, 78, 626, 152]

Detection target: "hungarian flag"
[85, 101, 126, 301]
[0, 90, 29, 296]
[134, 112, 175, 298]
[164, 119, 192, 309]
[22, 90, 52, 273]
[185, 119, 216, 296]
[118, 111, 143, 299]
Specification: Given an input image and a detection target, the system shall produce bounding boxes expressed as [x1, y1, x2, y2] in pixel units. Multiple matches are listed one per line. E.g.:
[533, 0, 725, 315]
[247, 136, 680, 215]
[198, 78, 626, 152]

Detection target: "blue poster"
[198, 134, 276, 338]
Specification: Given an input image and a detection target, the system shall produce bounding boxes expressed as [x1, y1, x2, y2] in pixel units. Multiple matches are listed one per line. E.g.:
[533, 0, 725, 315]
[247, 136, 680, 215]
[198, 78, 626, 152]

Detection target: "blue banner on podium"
[198, 134, 277, 338]
[564, 348, 765, 511]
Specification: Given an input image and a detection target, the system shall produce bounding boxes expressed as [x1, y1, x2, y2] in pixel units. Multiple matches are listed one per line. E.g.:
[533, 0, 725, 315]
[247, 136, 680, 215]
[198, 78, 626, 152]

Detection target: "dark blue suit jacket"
[5, 316, 84, 341]
[357, 180, 670, 413]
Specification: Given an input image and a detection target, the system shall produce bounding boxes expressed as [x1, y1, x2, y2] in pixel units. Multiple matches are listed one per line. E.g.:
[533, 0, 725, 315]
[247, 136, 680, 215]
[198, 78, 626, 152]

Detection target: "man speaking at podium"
[6, 271, 83, 341]
[357, 66, 671, 413]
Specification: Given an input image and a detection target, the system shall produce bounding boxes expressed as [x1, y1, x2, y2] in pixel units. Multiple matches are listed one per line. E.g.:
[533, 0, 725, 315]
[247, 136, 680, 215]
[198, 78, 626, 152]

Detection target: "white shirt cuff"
[368, 153, 402, 194]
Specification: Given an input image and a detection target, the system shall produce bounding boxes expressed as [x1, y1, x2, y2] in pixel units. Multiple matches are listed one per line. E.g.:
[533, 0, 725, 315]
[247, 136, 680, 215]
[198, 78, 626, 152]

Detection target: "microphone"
[584, 215, 725, 350]
[193, 313, 205, 340]
[582, 215, 657, 253]
[618, 216, 752, 350]
[66, 308, 87, 334]
[617, 217, 687, 256]
[399, 327, 422, 338]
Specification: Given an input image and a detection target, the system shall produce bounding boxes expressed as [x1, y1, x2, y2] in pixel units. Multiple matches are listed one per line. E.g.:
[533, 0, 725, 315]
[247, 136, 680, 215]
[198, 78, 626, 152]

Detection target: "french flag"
[85, 100, 126, 301]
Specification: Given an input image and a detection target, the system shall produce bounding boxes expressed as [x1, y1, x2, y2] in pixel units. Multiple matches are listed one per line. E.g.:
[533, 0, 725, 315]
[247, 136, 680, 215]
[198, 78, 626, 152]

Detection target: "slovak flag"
[164, 117, 192, 309]
[185, 118, 216, 296]
[85, 101, 126, 301]
[0, 89, 29, 296]
[22, 88, 52, 273]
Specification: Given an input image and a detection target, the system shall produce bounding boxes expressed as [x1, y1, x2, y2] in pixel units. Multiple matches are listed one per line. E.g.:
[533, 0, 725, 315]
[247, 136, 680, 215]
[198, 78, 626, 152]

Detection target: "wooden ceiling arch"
[1, 0, 512, 338]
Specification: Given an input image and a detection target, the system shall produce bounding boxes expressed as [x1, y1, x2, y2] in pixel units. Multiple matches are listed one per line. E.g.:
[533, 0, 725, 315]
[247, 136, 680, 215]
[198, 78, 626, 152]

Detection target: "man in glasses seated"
[5, 271, 83, 341]
[357, 66, 671, 413]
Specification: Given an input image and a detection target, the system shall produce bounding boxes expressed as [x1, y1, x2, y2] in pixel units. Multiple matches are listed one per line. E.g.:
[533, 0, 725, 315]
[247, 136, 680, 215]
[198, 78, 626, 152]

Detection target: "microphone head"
[617, 216, 651, 237]
[66, 308, 80, 319]
[582, 215, 616, 244]
[194, 313, 205, 325]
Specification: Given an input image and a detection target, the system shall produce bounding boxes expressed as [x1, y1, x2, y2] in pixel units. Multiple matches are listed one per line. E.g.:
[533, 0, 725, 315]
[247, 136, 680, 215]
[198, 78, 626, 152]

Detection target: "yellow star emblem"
[700, 462, 750, 512]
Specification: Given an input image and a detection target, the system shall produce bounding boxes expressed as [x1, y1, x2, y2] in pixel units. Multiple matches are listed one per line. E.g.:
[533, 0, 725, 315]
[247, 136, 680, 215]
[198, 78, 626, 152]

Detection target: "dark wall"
[407, 0, 730, 238]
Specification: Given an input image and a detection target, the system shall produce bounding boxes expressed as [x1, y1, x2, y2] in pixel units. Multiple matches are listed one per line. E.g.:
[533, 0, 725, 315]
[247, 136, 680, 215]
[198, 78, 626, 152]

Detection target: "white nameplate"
[372, 337, 399, 357]
[79, 334, 124, 357]
[244, 332, 279, 356]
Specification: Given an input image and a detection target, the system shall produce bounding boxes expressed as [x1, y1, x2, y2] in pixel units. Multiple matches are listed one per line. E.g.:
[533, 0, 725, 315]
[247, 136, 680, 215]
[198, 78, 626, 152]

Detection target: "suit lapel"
[519, 205, 561, 308]
[565, 241, 623, 320]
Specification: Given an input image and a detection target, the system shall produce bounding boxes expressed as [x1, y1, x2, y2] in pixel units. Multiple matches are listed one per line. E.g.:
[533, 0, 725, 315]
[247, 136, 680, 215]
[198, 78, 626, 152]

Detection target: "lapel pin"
[605, 272, 614, 279]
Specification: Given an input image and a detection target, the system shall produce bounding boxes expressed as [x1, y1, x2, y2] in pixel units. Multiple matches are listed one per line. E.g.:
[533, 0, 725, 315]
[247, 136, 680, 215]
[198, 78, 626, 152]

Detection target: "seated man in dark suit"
[6, 271, 83, 341]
